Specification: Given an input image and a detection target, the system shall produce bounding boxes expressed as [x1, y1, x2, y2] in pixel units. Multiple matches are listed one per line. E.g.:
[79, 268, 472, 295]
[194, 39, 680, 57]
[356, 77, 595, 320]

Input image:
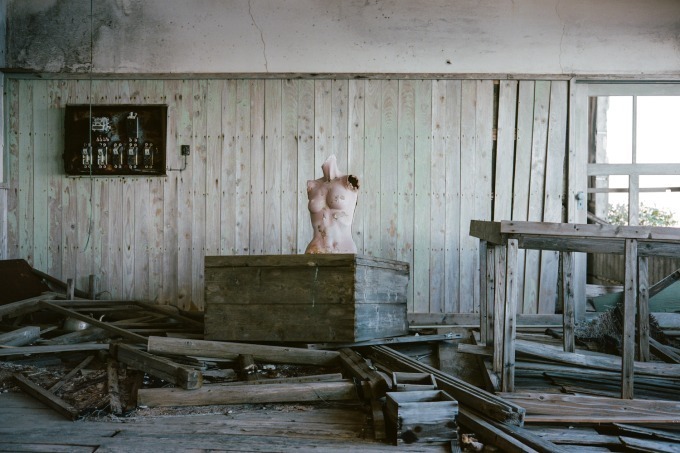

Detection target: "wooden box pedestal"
[204, 254, 409, 343]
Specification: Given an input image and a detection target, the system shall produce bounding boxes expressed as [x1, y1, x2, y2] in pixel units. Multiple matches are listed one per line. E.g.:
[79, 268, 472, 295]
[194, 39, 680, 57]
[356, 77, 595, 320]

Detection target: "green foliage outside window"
[607, 203, 678, 227]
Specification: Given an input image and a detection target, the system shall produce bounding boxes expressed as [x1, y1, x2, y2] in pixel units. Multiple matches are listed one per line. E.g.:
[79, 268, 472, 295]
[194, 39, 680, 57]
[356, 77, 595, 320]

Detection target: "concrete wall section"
[6, 0, 680, 76]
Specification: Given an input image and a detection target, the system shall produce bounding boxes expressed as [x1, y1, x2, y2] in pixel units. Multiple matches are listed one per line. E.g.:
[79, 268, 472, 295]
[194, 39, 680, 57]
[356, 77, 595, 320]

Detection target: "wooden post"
[88, 274, 97, 300]
[493, 245, 506, 373]
[66, 278, 75, 300]
[561, 252, 575, 353]
[622, 239, 637, 399]
[479, 240, 488, 344]
[486, 245, 495, 347]
[637, 256, 650, 362]
[501, 238, 518, 393]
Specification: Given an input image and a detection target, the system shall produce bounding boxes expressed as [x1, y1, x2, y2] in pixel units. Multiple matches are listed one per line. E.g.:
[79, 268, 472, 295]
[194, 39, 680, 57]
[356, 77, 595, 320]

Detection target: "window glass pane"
[604, 96, 633, 164]
[637, 96, 680, 164]
[639, 175, 680, 227]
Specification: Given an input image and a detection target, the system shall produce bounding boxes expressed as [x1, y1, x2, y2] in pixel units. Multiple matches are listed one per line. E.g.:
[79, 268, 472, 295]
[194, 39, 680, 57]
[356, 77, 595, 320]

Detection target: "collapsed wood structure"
[1, 260, 680, 451]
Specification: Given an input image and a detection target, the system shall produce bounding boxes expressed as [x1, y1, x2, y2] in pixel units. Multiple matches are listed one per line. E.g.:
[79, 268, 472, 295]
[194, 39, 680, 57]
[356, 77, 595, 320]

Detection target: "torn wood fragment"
[49, 355, 95, 393]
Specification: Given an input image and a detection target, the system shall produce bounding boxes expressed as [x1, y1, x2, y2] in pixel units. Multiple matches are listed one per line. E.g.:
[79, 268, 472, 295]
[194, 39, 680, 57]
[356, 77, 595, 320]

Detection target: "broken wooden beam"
[111, 343, 202, 390]
[39, 301, 147, 344]
[0, 326, 40, 347]
[137, 381, 358, 407]
[13, 373, 79, 420]
[147, 336, 340, 366]
[649, 337, 680, 364]
[338, 348, 388, 400]
[364, 345, 525, 425]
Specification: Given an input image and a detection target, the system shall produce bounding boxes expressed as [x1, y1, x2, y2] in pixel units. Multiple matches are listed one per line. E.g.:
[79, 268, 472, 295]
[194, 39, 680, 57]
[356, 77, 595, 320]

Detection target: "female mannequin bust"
[305, 155, 360, 254]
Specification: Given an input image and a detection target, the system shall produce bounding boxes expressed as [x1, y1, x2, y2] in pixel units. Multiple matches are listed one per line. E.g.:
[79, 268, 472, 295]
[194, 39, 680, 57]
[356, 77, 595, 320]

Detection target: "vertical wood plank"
[459, 80, 477, 313]
[397, 80, 415, 308]
[46, 80, 67, 279]
[474, 80, 495, 313]
[281, 79, 299, 254]
[32, 81, 49, 273]
[523, 81, 550, 314]
[314, 80, 332, 171]
[502, 238, 518, 393]
[191, 79, 208, 309]
[493, 244, 506, 373]
[622, 238, 637, 399]
[479, 240, 488, 343]
[296, 80, 315, 253]
[380, 79, 398, 261]
[512, 81, 535, 312]
[494, 80, 518, 222]
[205, 79, 223, 257]
[18, 81, 34, 266]
[176, 80, 194, 308]
[331, 79, 349, 171]
[364, 80, 382, 258]
[430, 80, 447, 313]
[234, 79, 252, 255]
[162, 79, 181, 304]
[539, 81, 569, 314]
[637, 255, 650, 362]
[6, 78, 20, 260]
[413, 80, 432, 312]
[444, 80, 462, 313]
[562, 251, 575, 353]
[347, 80, 366, 255]
[249, 80, 265, 255]
[72, 80, 92, 290]
[220, 80, 237, 255]
[263, 79, 282, 254]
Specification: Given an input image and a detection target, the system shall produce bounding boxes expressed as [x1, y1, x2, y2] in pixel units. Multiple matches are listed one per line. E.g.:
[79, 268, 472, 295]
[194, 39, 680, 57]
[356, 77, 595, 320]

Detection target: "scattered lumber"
[13, 373, 79, 420]
[499, 392, 680, 424]
[456, 409, 540, 453]
[147, 336, 340, 366]
[111, 343, 203, 390]
[137, 381, 358, 408]
[0, 326, 40, 347]
[364, 345, 525, 425]
[614, 423, 680, 443]
[513, 340, 680, 379]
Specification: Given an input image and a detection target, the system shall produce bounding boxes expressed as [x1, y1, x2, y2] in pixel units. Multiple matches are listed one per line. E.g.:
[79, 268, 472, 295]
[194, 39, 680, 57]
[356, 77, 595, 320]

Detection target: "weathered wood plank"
[397, 79, 415, 309]
[147, 336, 340, 366]
[112, 343, 202, 390]
[138, 381, 358, 408]
[281, 79, 299, 254]
[264, 79, 282, 254]
[444, 79, 462, 313]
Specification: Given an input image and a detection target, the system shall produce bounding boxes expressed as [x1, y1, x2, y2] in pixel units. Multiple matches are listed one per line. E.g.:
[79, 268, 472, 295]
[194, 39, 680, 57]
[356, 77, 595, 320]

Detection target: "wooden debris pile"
[459, 324, 680, 452]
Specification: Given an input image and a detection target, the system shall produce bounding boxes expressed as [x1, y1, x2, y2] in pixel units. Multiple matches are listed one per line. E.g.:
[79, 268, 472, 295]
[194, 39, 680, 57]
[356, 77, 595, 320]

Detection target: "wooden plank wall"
[4, 78, 569, 313]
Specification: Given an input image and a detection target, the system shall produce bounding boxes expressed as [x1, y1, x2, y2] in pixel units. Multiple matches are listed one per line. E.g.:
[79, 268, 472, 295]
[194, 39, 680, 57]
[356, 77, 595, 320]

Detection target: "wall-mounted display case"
[63, 104, 167, 176]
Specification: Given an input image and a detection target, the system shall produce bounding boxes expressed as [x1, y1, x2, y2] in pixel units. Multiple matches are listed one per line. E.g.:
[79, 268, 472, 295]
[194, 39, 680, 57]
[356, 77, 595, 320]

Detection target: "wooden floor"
[0, 392, 448, 452]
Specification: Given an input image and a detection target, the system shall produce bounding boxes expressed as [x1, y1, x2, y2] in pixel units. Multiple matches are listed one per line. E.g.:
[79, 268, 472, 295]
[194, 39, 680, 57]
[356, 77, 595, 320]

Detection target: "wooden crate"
[204, 254, 409, 343]
[392, 372, 437, 392]
[385, 390, 459, 445]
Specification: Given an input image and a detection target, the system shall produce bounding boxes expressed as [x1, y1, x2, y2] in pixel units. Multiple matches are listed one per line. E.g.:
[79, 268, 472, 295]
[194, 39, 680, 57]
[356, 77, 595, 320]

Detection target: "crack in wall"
[248, 0, 269, 72]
